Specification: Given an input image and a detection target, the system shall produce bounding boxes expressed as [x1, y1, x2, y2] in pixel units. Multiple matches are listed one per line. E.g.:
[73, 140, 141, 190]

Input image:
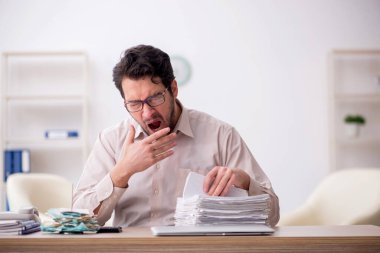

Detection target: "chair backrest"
[305, 168, 380, 225]
[6, 173, 72, 214]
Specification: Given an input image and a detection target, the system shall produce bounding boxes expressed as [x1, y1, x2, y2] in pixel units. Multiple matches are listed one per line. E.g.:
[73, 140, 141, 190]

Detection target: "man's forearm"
[95, 187, 126, 225]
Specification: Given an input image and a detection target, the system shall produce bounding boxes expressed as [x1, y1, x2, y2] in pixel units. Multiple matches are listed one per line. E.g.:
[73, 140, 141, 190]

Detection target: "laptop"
[151, 225, 274, 236]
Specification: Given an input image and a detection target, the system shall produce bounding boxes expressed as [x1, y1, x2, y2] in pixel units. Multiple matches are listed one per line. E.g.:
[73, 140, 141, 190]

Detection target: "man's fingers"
[203, 167, 219, 193]
[151, 132, 176, 149]
[121, 125, 135, 155]
[221, 175, 235, 196]
[152, 141, 176, 156]
[207, 168, 225, 195]
[126, 125, 136, 145]
[212, 172, 231, 196]
[144, 127, 171, 143]
[153, 149, 174, 162]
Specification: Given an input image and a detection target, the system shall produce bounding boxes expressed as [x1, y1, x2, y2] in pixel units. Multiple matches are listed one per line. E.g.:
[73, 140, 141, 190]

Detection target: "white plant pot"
[345, 124, 360, 138]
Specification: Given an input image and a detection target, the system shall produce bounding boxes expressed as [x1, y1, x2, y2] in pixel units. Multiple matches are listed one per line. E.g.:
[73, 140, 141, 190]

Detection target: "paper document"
[175, 172, 270, 226]
[182, 172, 248, 199]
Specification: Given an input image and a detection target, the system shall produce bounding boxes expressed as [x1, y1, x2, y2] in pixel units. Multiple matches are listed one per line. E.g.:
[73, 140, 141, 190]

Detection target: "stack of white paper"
[174, 172, 270, 226]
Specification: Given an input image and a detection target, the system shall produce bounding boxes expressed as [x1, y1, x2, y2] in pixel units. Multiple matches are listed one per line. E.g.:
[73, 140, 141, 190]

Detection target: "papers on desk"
[41, 208, 100, 234]
[174, 172, 270, 226]
[182, 172, 249, 198]
[0, 207, 41, 235]
[0, 219, 41, 235]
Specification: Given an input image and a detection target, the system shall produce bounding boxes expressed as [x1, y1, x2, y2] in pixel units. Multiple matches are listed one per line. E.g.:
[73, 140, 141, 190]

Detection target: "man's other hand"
[203, 167, 250, 196]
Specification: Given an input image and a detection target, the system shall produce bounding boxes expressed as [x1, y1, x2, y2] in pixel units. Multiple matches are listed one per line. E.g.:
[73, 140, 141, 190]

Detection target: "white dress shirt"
[73, 102, 280, 227]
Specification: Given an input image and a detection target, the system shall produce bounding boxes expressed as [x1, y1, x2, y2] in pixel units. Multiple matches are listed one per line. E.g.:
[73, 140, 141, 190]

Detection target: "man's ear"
[171, 80, 178, 98]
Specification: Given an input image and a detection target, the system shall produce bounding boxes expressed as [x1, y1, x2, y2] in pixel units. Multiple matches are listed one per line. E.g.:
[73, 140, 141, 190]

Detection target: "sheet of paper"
[182, 172, 248, 199]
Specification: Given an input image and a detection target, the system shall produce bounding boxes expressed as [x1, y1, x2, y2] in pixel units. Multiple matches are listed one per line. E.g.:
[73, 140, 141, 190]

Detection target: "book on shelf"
[3, 149, 30, 182]
[3, 149, 31, 211]
[44, 129, 79, 139]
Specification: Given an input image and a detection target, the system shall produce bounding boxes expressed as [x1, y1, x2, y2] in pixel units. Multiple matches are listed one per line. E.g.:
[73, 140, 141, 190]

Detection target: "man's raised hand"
[111, 125, 176, 187]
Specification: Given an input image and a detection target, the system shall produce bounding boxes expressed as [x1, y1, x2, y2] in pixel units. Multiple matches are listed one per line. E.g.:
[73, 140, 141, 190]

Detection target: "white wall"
[1, 0, 380, 214]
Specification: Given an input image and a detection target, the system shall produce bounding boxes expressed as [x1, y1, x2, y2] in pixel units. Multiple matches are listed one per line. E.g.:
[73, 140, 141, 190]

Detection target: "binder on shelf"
[13, 151, 22, 174]
[45, 130, 79, 139]
[21, 150, 30, 173]
[3, 151, 12, 182]
[3, 149, 30, 211]
[3, 149, 31, 182]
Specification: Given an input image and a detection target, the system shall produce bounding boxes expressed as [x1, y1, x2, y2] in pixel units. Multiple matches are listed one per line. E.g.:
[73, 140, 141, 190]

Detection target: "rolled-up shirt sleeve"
[248, 177, 280, 227]
[73, 129, 124, 223]
[223, 127, 280, 227]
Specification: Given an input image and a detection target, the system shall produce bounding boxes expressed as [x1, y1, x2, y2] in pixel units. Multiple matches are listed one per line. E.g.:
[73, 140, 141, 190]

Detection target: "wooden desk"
[0, 225, 379, 253]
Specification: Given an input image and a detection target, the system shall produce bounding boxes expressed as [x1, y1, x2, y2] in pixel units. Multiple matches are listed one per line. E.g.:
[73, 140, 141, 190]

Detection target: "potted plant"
[344, 114, 366, 138]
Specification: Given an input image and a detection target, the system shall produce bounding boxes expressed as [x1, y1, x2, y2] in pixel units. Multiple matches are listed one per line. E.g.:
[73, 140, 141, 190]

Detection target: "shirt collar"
[131, 119, 146, 140]
[173, 100, 194, 138]
[131, 99, 194, 140]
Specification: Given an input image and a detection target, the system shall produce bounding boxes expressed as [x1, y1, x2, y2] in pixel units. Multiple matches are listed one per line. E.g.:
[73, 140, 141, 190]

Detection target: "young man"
[73, 45, 280, 227]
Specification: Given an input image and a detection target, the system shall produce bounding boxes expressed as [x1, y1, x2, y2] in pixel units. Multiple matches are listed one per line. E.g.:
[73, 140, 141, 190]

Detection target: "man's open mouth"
[147, 120, 162, 131]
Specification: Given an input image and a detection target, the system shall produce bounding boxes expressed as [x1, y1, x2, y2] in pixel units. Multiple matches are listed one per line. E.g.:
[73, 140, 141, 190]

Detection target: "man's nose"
[141, 103, 155, 117]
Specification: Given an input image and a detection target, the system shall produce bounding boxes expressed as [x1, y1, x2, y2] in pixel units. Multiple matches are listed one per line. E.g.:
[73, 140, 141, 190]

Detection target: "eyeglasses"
[124, 88, 169, 112]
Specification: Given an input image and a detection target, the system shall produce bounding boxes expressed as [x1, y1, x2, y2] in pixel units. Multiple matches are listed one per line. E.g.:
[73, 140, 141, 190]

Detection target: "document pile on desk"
[174, 172, 270, 226]
[41, 208, 100, 233]
[0, 208, 41, 235]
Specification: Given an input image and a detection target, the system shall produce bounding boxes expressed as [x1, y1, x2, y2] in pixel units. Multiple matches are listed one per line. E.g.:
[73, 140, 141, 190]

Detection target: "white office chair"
[279, 168, 380, 226]
[6, 173, 73, 222]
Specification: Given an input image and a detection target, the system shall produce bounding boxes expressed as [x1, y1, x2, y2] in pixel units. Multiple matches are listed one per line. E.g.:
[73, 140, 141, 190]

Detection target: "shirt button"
[154, 189, 159, 195]
[151, 213, 156, 218]
[156, 163, 160, 169]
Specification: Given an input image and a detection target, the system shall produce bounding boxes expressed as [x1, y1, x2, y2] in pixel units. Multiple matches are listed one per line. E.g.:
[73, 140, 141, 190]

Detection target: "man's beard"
[167, 98, 176, 132]
[139, 97, 176, 135]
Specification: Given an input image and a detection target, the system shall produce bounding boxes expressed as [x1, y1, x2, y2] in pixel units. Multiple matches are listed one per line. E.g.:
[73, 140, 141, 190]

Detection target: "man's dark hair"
[113, 45, 175, 98]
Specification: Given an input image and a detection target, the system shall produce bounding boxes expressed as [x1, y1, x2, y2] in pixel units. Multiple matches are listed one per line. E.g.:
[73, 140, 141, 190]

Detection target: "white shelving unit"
[329, 49, 380, 171]
[0, 52, 89, 209]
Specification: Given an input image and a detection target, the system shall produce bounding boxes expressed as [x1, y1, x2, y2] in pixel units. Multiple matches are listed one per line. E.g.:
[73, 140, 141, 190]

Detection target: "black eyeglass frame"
[124, 87, 169, 112]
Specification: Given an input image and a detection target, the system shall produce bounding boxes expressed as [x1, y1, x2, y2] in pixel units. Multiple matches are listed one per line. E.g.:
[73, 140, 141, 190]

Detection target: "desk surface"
[0, 225, 379, 253]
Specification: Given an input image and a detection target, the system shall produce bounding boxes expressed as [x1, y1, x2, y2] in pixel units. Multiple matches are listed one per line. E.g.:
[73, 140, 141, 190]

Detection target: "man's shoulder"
[187, 108, 233, 131]
[100, 119, 132, 139]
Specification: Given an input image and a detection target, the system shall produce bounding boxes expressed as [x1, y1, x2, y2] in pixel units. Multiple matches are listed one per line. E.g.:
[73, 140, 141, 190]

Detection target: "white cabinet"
[0, 52, 88, 185]
[329, 50, 380, 171]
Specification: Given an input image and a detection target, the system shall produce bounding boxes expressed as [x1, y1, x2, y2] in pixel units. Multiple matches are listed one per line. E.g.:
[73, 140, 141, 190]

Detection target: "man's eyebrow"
[125, 99, 141, 103]
[126, 90, 162, 102]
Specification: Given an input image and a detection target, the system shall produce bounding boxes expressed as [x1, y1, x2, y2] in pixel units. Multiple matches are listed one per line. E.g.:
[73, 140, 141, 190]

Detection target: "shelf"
[3, 51, 87, 57]
[5, 95, 85, 103]
[333, 49, 380, 55]
[5, 138, 84, 149]
[335, 93, 380, 103]
[337, 138, 380, 147]
[0, 51, 89, 211]
[330, 49, 380, 171]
